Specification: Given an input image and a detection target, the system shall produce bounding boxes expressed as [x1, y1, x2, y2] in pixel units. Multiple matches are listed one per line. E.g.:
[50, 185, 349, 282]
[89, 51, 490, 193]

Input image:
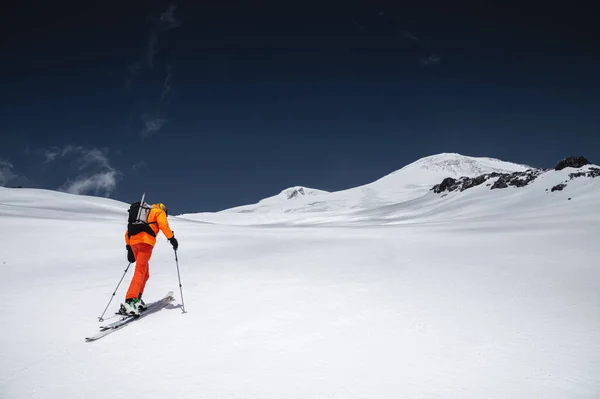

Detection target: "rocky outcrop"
[432, 178, 457, 194]
[491, 170, 542, 190]
[432, 170, 542, 194]
[568, 167, 600, 179]
[432, 156, 598, 196]
[555, 156, 590, 171]
[287, 187, 306, 199]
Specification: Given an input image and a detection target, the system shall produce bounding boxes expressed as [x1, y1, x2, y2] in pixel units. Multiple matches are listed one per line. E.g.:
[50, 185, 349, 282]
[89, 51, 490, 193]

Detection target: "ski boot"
[119, 298, 141, 316]
[138, 294, 147, 312]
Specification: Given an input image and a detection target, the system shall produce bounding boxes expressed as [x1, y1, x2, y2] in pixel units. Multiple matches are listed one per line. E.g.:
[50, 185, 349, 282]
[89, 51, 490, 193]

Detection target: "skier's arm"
[124, 231, 130, 245]
[156, 211, 174, 239]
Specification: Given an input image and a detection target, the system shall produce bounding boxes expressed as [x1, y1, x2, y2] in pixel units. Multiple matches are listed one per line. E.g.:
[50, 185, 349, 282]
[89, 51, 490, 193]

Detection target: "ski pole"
[97, 262, 132, 322]
[174, 249, 187, 313]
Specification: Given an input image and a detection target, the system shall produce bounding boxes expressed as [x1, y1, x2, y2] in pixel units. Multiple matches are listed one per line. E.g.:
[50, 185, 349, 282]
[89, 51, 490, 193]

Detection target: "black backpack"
[127, 201, 157, 237]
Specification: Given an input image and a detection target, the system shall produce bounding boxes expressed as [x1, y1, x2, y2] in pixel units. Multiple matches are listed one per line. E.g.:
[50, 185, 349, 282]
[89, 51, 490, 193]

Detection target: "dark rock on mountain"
[491, 179, 508, 189]
[432, 178, 458, 194]
[432, 169, 543, 194]
[432, 157, 599, 196]
[287, 187, 306, 199]
[430, 155, 600, 201]
[555, 156, 590, 171]
[462, 175, 487, 190]
[491, 170, 542, 190]
[569, 167, 600, 179]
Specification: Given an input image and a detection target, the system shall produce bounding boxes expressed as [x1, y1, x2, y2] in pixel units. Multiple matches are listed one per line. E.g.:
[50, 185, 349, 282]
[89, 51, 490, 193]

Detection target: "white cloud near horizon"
[60, 170, 119, 196]
[0, 159, 17, 186]
[43, 145, 120, 196]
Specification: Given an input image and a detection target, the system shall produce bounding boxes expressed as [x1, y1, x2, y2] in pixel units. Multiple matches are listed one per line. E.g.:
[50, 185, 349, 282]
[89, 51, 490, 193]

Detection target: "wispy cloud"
[42, 145, 121, 196]
[60, 170, 119, 196]
[139, 63, 174, 138]
[128, 3, 182, 84]
[420, 54, 442, 66]
[0, 158, 29, 187]
[160, 64, 173, 103]
[141, 114, 168, 138]
[0, 159, 17, 186]
[43, 148, 60, 163]
[132, 161, 147, 173]
[125, 4, 182, 139]
[62, 146, 112, 170]
[350, 12, 442, 67]
[404, 31, 421, 42]
[160, 4, 182, 30]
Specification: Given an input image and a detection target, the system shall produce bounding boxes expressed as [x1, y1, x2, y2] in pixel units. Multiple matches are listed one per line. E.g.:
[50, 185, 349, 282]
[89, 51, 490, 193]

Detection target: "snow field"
[1, 206, 599, 398]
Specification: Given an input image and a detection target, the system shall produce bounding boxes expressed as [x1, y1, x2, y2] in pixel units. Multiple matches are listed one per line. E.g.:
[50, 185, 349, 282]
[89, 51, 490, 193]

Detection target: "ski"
[99, 292, 174, 330]
[85, 291, 175, 342]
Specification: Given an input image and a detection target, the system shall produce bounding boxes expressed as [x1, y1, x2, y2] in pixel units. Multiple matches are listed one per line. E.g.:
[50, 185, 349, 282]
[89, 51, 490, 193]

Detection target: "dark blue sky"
[1, 1, 599, 213]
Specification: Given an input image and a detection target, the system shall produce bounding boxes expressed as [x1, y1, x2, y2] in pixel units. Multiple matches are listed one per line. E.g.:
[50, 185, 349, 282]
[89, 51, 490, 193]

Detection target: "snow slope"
[215, 153, 527, 217]
[1, 159, 600, 398]
[180, 153, 598, 226]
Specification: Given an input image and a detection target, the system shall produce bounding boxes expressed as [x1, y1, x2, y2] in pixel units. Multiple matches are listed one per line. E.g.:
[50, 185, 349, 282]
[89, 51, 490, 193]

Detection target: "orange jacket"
[125, 204, 174, 247]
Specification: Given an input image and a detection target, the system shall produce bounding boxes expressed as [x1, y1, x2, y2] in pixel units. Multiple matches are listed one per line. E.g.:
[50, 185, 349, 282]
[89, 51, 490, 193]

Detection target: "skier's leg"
[139, 248, 152, 296]
[125, 244, 152, 300]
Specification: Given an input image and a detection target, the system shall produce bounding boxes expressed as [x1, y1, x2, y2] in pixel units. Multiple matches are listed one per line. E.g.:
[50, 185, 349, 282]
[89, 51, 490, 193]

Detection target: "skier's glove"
[126, 245, 135, 263]
[169, 236, 179, 251]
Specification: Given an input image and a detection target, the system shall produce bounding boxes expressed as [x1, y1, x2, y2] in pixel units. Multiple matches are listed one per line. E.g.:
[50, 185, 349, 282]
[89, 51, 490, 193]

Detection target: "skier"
[121, 202, 179, 315]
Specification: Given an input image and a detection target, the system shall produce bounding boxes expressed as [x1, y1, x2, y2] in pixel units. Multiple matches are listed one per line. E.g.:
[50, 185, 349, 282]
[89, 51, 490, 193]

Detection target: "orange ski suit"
[124, 205, 174, 300]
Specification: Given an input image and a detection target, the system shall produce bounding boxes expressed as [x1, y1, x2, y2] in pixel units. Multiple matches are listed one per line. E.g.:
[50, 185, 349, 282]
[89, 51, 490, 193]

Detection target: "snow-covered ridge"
[4, 152, 594, 228]
[179, 153, 600, 226]
[431, 156, 599, 194]
[0, 186, 128, 220]
[269, 186, 329, 202]
[387, 152, 530, 178]
[203, 153, 533, 217]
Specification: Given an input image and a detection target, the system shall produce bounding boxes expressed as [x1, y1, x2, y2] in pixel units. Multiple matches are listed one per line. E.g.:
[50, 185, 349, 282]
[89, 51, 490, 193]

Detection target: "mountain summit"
[181, 153, 566, 224]
[391, 153, 530, 178]
[275, 186, 329, 201]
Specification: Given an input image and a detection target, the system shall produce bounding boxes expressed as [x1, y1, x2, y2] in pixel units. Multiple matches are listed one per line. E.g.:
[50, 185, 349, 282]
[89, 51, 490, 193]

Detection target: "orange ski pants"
[126, 243, 153, 300]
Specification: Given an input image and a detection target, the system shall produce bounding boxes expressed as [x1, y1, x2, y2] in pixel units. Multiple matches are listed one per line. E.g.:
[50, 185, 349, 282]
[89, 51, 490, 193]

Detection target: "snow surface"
[1, 153, 600, 398]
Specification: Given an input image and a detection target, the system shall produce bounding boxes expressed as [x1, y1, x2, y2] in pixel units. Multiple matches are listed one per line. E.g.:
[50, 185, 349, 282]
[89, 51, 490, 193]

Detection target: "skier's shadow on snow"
[165, 303, 183, 311]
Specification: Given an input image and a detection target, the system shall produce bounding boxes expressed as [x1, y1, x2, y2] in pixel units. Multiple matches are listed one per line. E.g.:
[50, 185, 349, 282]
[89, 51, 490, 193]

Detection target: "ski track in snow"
[1, 154, 600, 398]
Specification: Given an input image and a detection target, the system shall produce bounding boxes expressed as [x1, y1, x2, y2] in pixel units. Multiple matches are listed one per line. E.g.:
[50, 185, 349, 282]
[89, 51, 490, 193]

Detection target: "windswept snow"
[1, 153, 600, 398]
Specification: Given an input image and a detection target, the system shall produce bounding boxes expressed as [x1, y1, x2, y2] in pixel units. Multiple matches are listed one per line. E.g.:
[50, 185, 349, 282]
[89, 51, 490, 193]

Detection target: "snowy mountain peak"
[178, 153, 599, 224]
[395, 153, 531, 178]
[277, 186, 329, 200]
